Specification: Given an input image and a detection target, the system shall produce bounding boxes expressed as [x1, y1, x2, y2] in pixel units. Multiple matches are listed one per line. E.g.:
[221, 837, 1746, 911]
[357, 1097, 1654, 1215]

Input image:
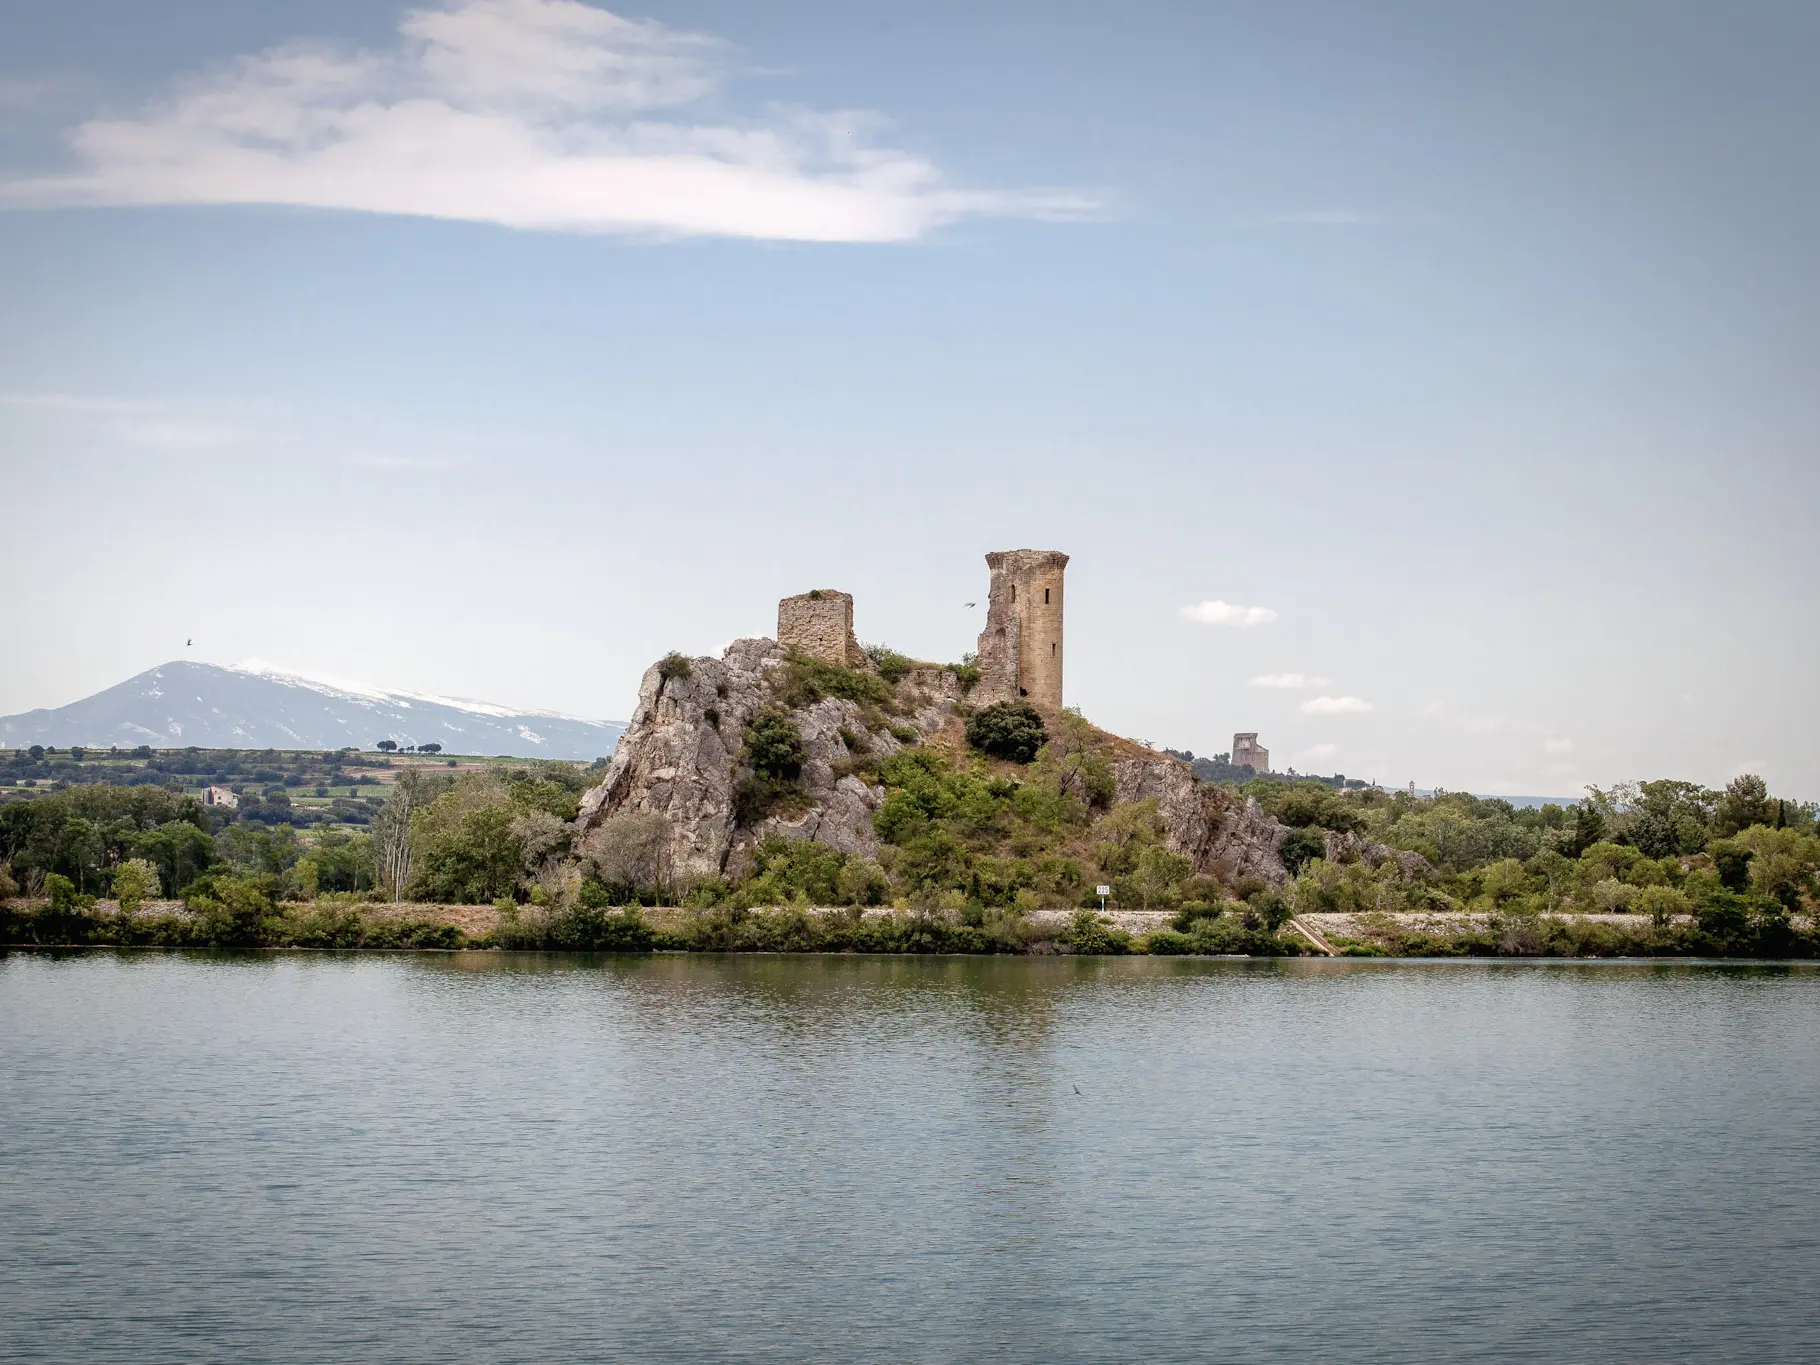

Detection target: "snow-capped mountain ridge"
[0, 662, 625, 760]
[227, 659, 599, 723]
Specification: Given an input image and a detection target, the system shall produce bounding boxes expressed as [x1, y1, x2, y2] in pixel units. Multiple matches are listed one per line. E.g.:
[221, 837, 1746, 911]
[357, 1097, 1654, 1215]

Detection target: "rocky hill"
[576, 638, 1292, 906]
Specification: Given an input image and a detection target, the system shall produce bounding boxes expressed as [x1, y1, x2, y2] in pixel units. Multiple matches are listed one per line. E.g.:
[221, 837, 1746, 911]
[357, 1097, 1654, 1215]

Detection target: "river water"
[3, 951, 1818, 1364]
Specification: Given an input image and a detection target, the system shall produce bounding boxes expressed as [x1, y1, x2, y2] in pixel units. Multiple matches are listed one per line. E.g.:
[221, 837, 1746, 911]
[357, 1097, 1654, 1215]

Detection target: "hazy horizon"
[4, 0, 1817, 799]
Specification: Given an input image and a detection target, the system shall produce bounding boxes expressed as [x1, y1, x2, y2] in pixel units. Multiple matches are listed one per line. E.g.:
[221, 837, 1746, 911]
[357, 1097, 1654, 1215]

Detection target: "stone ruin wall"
[1232, 732, 1270, 774]
[975, 549, 1068, 710]
[777, 589, 865, 667]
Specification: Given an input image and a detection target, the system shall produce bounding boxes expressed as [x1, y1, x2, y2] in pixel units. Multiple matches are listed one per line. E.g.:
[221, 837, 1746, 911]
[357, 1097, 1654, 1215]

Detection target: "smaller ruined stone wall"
[778, 590, 862, 667]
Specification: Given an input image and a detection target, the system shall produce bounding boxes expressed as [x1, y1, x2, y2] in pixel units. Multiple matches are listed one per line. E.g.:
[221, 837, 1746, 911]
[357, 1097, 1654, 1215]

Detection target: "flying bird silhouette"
[964, 602, 976, 608]
[186, 638, 192, 647]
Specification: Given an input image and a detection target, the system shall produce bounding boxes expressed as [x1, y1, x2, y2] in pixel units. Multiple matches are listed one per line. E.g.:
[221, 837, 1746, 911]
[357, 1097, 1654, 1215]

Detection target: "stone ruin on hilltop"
[574, 548, 1298, 892]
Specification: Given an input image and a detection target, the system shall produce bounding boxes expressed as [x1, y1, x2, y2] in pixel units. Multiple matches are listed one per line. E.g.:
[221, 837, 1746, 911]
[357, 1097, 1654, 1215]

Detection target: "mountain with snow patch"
[0, 661, 624, 760]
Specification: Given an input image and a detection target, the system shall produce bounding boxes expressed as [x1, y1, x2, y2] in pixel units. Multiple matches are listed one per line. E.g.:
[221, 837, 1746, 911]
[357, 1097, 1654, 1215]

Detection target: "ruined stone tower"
[975, 550, 1068, 709]
[1232, 732, 1270, 775]
[777, 589, 865, 667]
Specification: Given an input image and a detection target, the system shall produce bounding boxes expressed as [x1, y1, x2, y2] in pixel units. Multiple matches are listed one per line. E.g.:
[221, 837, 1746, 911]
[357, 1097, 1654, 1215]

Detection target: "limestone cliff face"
[575, 640, 963, 884]
[1113, 757, 1291, 886]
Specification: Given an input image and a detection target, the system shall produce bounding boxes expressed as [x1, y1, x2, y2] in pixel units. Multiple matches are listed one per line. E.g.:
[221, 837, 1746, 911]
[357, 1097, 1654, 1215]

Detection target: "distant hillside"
[0, 661, 624, 760]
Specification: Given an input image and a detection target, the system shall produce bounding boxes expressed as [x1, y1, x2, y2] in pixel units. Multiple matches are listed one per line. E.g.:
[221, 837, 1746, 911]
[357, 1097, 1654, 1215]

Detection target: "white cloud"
[1249, 672, 1331, 690]
[1181, 600, 1277, 629]
[1543, 737, 1574, 755]
[1301, 695, 1373, 715]
[0, 0, 1096, 242]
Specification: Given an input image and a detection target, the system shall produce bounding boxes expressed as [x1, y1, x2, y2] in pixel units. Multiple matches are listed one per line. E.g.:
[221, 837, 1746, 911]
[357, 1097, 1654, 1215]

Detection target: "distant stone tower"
[777, 589, 866, 667]
[1232, 732, 1269, 775]
[975, 550, 1068, 709]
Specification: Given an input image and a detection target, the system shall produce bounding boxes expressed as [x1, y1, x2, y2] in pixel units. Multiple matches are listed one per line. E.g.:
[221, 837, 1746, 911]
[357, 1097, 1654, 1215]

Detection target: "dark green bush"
[965, 700, 1047, 763]
[1709, 840, 1753, 892]
[1279, 827, 1327, 874]
[186, 873, 282, 947]
[734, 774, 799, 826]
[1170, 901, 1223, 931]
[493, 904, 655, 951]
[1144, 929, 1194, 954]
[743, 709, 805, 782]
[657, 652, 693, 682]
[1066, 909, 1131, 955]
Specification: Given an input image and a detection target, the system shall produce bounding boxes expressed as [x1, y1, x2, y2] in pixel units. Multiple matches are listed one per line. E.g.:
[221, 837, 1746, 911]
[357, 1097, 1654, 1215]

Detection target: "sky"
[2, 0, 1817, 798]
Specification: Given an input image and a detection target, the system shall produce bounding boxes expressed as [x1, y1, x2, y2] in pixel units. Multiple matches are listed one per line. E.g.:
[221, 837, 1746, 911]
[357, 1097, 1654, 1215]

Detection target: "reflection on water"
[3, 952, 1818, 1364]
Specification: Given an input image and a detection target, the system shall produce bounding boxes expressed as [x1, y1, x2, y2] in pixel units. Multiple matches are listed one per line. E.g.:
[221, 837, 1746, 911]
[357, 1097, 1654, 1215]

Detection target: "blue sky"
[2, 0, 1816, 796]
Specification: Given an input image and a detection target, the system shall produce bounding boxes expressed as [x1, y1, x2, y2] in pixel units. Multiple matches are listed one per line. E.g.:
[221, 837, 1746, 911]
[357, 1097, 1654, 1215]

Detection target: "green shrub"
[733, 774, 799, 826]
[657, 652, 693, 682]
[1066, 909, 1131, 955]
[1012, 783, 1078, 832]
[1709, 839, 1754, 892]
[1185, 916, 1293, 955]
[966, 700, 1047, 763]
[743, 709, 805, 782]
[1279, 827, 1327, 874]
[493, 903, 655, 951]
[1144, 929, 1194, 955]
[1633, 884, 1689, 927]
[187, 873, 281, 947]
[112, 857, 161, 913]
[35, 873, 98, 941]
[1171, 901, 1224, 931]
[865, 645, 915, 685]
[45, 873, 95, 917]
[951, 660, 982, 694]
[775, 657, 894, 709]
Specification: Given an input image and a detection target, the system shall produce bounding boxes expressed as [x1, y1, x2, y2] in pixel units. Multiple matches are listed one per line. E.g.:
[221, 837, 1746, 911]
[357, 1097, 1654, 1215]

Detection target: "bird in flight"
[964, 602, 976, 608]
[186, 638, 192, 647]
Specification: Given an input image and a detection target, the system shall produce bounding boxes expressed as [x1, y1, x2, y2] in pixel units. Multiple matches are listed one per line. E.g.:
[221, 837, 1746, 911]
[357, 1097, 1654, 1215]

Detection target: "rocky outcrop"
[575, 639, 959, 885]
[1113, 757, 1290, 887]
[581, 640, 1296, 895]
[1321, 830, 1436, 880]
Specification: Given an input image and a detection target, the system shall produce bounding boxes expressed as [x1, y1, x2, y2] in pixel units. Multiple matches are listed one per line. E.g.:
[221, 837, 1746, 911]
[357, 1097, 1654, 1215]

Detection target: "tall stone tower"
[1232, 732, 1270, 775]
[975, 549, 1068, 709]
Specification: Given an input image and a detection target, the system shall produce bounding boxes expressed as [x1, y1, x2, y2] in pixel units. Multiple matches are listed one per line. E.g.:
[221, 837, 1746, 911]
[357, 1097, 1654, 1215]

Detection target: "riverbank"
[3, 897, 1815, 958]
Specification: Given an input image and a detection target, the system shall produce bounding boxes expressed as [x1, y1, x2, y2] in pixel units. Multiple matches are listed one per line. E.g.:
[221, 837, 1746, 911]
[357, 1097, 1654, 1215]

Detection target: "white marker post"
[1096, 885, 1110, 913]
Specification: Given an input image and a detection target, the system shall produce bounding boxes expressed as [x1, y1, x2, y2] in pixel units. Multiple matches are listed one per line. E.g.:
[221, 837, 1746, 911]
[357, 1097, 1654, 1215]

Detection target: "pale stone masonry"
[1232, 732, 1270, 775]
[777, 589, 866, 667]
[974, 549, 1068, 710]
